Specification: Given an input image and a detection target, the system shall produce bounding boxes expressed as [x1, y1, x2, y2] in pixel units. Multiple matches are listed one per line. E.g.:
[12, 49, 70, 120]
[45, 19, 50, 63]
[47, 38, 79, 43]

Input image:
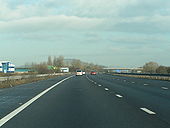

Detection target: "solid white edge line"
[115, 94, 123, 98]
[0, 75, 74, 127]
[140, 108, 156, 115]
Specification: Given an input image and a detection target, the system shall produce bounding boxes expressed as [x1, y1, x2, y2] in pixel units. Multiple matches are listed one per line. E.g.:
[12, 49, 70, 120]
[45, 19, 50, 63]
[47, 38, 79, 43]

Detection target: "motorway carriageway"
[0, 74, 170, 128]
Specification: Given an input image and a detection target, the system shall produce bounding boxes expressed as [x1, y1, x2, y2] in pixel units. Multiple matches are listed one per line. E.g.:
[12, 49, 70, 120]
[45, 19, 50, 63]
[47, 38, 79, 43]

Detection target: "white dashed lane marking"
[161, 87, 168, 90]
[144, 84, 149, 86]
[132, 82, 135, 84]
[115, 94, 123, 98]
[140, 108, 156, 115]
[104, 88, 109, 91]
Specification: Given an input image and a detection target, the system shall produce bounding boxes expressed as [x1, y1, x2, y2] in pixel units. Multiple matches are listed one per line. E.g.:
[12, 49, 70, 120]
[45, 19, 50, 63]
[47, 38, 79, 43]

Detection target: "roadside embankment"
[107, 73, 170, 81]
[0, 73, 70, 88]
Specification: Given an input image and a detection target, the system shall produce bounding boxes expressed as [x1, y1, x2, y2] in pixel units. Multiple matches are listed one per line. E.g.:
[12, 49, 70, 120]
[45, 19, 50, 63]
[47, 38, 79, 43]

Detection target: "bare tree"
[56, 56, 64, 67]
[47, 56, 52, 65]
[26, 56, 105, 73]
[143, 62, 159, 73]
[70, 59, 82, 71]
[53, 56, 57, 66]
[33, 63, 50, 74]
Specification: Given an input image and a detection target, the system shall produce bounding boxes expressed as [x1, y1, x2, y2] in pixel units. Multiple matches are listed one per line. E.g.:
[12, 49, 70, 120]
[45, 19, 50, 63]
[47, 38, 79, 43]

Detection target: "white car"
[76, 70, 83, 76]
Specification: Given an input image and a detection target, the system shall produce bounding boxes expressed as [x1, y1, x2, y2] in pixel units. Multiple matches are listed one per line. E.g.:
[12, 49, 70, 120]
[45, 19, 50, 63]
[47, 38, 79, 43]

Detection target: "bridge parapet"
[103, 68, 143, 73]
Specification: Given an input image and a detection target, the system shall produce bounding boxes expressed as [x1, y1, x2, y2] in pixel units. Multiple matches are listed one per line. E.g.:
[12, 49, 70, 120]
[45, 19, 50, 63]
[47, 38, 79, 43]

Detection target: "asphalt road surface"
[0, 74, 170, 128]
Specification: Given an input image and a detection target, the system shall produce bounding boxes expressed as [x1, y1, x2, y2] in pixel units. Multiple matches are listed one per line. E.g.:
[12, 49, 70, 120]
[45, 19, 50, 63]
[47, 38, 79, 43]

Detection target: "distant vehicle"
[76, 70, 83, 76]
[60, 67, 69, 73]
[82, 71, 86, 75]
[91, 71, 97, 75]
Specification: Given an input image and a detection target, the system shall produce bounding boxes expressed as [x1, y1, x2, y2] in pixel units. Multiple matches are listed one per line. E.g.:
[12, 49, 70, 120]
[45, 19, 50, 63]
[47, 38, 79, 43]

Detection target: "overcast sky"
[0, 0, 170, 67]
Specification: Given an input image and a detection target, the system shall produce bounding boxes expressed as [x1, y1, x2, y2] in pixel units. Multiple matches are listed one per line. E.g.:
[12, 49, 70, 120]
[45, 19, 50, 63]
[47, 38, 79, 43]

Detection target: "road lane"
[0, 75, 71, 119]
[0, 75, 73, 127]
[88, 74, 170, 124]
[1, 75, 169, 128]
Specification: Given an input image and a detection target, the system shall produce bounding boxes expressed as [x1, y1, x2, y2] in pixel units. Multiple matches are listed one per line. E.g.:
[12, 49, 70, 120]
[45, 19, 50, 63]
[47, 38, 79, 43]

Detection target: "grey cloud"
[0, 15, 104, 33]
[119, 0, 170, 17]
[110, 35, 170, 45]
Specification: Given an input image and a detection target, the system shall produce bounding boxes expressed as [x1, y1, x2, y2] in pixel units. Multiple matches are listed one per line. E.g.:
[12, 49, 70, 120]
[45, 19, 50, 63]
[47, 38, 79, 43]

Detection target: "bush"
[156, 66, 168, 74]
[143, 62, 159, 73]
[34, 64, 51, 74]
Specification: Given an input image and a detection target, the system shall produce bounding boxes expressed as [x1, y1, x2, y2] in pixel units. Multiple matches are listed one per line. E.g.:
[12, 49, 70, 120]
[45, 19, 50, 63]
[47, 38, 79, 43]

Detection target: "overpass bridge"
[103, 67, 143, 73]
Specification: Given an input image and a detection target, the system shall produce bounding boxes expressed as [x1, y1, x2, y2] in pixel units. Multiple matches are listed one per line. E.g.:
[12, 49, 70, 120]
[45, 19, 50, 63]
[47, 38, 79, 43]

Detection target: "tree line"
[26, 58, 170, 74]
[29, 56, 104, 74]
[143, 62, 170, 74]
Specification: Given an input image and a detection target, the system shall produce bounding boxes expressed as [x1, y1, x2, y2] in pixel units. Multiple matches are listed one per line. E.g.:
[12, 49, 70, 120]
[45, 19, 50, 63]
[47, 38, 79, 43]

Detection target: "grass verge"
[0, 75, 60, 89]
[109, 73, 170, 81]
